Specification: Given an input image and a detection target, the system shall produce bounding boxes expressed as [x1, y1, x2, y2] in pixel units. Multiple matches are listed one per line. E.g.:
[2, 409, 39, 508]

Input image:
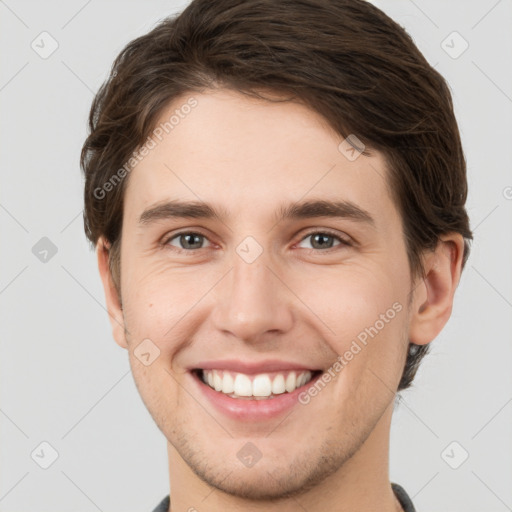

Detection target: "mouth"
[192, 368, 322, 400]
[187, 359, 325, 421]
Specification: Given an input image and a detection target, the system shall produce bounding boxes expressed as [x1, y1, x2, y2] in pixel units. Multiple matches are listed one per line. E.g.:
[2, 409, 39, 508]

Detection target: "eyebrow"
[138, 199, 375, 227]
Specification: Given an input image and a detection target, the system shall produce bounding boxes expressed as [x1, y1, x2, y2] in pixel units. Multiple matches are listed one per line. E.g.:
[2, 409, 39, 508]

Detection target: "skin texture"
[97, 88, 464, 512]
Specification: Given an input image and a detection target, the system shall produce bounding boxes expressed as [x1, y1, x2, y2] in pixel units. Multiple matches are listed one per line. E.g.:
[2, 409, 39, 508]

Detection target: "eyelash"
[161, 229, 352, 254]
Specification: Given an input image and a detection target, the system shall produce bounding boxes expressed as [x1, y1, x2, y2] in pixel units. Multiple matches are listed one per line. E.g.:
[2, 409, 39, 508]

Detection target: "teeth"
[213, 372, 223, 392]
[271, 374, 286, 395]
[233, 373, 252, 396]
[285, 372, 296, 393]
[200, 369, 315, 398]
[222, 372, 234, 394]
[252, 374, 272, 397]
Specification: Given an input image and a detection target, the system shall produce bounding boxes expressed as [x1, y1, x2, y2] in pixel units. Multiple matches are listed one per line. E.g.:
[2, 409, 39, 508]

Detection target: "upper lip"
[190, 359, 322, 374]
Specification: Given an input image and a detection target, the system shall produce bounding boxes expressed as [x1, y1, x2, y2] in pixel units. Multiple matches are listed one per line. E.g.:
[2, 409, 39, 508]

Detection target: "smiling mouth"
[192, 368, 322, 400]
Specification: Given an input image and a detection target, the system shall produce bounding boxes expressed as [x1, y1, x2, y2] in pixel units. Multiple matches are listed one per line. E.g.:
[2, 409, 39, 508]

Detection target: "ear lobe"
[408, 233, 464, 346]
[96, 236, 128, 349]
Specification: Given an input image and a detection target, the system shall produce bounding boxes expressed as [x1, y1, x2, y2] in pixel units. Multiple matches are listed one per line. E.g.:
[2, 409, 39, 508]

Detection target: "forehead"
[123, 88, 397, 228]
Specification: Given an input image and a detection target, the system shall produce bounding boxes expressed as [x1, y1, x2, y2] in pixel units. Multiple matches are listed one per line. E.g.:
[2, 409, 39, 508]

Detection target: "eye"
[164, 231, 212, 251]
[161, 229, 350, 253]
[296, 230, 351, 251]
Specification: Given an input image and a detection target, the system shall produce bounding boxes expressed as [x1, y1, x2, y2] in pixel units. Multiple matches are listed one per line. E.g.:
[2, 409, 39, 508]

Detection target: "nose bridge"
[211, 240, 293, 342]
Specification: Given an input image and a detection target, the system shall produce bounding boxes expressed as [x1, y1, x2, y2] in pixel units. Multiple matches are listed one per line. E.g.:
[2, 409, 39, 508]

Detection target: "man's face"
[113, 89, 415, 498]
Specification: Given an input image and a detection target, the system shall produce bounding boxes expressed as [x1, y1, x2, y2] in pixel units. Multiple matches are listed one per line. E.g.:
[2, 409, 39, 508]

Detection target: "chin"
[173, 432, 353, 502]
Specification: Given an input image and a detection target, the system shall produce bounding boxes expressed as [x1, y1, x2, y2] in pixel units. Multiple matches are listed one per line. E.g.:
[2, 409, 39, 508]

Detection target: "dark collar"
[151, 483, 416, 512]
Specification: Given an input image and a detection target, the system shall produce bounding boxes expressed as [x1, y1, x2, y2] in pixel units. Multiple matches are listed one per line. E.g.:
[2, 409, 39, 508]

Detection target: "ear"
[408, 233, 465, 346]
[96, 236, 128, 349]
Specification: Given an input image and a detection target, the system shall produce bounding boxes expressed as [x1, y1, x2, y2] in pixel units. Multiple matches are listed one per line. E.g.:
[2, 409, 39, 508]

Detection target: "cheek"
[291, 264, 409, 390]
[121, 256, 190, 331]
[293, 264, 404, 340]
[121, 260, 224, 362]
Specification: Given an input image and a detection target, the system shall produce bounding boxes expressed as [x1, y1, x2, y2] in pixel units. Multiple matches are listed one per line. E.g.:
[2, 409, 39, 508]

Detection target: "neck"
[166, 400, 401, 512]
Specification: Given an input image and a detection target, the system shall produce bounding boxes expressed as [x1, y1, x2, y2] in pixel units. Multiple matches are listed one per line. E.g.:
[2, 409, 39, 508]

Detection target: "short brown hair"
[81, 0, 473, 391]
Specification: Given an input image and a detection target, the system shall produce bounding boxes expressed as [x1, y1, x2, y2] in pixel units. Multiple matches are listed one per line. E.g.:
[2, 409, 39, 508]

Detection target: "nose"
[210, 248, 294, 345]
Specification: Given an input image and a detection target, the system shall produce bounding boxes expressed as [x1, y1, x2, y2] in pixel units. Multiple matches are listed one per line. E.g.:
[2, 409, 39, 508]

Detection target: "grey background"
[1, 1, 511, 511]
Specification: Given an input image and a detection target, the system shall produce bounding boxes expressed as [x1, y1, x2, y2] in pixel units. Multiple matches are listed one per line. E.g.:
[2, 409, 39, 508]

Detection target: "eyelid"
[161, 227, 354, 252]
[300, 228, 351, 241]
[162, 229, 213, 250]
[295, 228, 353, 249]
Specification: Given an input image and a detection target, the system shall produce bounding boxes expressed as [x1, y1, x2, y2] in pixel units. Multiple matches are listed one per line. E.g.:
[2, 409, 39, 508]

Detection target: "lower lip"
[190, 371, 322, 422]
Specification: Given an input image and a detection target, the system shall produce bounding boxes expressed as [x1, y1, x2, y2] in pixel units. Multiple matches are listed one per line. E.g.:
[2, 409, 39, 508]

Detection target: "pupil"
[313, 234, 332, 249]
[182, 233, 201, 249]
